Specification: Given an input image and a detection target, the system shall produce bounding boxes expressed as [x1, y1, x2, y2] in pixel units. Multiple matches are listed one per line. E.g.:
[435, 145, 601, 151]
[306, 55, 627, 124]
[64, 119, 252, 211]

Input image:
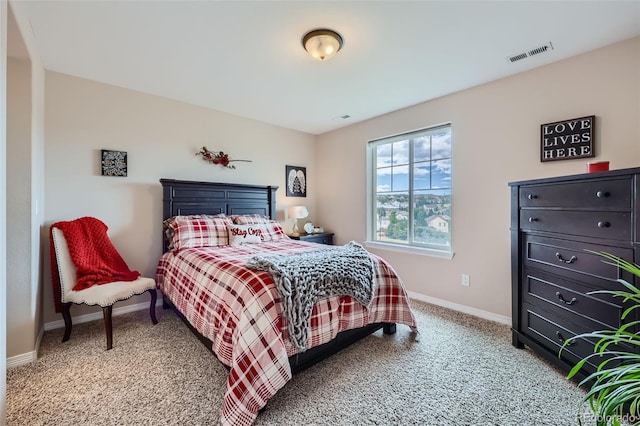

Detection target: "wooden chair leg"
[102, 306, 113, 350]
[61, 302, 73, 342]
[148, 289, 158, 324]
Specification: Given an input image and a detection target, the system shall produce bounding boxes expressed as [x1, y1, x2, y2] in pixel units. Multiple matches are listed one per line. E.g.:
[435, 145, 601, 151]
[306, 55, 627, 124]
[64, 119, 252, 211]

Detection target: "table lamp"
[288, 205, 309, 235]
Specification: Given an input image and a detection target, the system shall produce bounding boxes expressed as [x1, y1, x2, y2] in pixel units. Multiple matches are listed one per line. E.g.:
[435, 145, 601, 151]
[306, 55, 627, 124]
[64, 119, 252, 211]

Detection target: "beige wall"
[6, 0, 46, 362]
[42, 72, 317, 323]
[316, 36, 640, 319]
[7, 57, 32, 357]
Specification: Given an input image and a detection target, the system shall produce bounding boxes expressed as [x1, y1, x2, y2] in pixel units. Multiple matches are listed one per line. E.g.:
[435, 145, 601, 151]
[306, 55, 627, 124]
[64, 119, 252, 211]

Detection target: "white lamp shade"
[289, 205, 309, 219]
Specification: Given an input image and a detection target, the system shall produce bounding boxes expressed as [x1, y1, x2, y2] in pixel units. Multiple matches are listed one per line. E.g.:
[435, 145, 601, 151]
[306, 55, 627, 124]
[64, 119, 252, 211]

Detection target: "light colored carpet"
[7, 300, 591, 425]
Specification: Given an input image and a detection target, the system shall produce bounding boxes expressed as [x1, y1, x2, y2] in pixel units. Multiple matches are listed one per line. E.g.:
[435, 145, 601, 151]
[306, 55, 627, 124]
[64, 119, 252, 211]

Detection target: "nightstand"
[289, 232, 334, 245]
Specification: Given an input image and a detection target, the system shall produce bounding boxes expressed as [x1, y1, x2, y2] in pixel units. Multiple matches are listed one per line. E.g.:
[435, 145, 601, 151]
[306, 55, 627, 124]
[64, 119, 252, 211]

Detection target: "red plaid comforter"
[156, 239, 417, 426]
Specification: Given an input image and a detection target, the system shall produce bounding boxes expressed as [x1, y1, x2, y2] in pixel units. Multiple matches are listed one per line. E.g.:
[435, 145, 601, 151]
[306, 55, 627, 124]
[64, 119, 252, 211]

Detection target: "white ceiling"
[11, 1, 640, 135]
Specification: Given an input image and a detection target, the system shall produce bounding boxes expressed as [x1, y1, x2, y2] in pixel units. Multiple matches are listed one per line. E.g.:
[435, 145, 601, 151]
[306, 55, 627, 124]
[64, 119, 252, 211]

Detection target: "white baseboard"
[7, 326, 44, 369]
[7, 350, 37, 369]
[407, 291, 511, 326]
[8, 299, 163, 368]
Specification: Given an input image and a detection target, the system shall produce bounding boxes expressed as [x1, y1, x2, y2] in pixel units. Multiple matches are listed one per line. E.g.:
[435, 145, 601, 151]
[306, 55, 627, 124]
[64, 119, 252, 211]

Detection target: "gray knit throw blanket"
[246, 241, 375, 351]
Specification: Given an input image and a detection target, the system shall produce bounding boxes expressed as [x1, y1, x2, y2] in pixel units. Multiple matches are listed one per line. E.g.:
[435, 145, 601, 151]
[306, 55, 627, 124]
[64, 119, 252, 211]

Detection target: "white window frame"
[365, 123, 453, 259]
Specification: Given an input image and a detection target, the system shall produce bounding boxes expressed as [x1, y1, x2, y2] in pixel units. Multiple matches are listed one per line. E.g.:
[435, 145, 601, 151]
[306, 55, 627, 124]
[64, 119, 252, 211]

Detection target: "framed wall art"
[101, 149, 128, 177]
[541, 115, 595, 162]
[286, 165, 307, 197]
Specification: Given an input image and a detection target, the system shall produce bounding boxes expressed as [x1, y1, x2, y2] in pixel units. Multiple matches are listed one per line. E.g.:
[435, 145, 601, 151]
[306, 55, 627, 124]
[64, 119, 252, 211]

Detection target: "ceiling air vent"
[507, 42, 554, 63]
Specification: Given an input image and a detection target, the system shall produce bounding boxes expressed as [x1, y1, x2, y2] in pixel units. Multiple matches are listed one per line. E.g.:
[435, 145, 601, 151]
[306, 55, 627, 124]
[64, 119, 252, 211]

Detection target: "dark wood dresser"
[509, 167, 640, 378]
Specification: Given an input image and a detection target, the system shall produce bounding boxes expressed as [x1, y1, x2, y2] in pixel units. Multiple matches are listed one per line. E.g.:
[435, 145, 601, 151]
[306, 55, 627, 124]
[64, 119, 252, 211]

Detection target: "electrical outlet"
[461, 274, 470, 287]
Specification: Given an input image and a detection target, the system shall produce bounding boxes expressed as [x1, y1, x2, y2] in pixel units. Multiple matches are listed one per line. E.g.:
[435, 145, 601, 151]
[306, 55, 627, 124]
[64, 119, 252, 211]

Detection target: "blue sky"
[376, 131, 451, 193]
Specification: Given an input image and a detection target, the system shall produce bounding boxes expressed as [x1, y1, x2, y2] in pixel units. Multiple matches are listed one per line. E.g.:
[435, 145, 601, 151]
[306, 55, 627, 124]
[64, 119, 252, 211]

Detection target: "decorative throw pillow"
[164, 215, 233, 249]
[232, 215, 288, 241]
[261, 220, 288, 241]
[228, 224, 265, 245]
[231, 214, 271, 225]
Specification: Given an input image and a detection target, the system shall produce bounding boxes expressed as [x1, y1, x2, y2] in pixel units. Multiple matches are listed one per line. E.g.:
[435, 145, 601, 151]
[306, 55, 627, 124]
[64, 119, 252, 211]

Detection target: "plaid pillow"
[164, 215, 233, 249]
[230, 214, 271, 225]
[232, 215, 288, 241]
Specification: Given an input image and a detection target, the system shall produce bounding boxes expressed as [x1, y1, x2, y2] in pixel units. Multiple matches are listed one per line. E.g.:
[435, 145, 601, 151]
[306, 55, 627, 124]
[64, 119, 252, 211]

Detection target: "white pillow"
[228, 224, 265, 245]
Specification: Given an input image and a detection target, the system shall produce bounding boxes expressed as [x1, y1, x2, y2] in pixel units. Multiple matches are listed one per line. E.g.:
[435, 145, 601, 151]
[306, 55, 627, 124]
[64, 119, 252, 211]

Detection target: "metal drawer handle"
[597, 221, 611, 228]
[555, 253, 577, 264]
[596, 191, 610, 198]
[528, 217, 538, 223]
[555, 291, 577, 305]
[556, 331, 575, 346]
[527, 194, 538, 200]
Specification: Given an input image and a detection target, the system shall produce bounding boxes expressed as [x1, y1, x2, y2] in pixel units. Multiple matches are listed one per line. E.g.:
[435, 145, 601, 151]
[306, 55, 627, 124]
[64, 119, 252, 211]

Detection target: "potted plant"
[561, 252, 640, 426]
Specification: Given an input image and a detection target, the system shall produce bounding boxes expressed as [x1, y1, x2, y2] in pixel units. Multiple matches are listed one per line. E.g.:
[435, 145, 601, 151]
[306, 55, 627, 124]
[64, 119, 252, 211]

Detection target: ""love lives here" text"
[540, 115, 594, 162]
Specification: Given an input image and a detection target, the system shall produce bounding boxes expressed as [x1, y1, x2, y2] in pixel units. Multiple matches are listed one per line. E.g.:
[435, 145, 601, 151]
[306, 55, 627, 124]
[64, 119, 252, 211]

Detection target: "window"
[367, 124, 452, 255]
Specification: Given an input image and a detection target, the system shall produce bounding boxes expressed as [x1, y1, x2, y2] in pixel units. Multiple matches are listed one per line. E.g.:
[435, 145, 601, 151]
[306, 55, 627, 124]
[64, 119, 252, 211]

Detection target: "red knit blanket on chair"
[49, 217, 140, 313]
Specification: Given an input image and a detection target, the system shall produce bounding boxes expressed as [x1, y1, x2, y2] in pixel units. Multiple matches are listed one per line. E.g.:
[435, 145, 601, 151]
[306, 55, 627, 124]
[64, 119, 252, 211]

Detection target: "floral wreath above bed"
[196, 146, 252, 169]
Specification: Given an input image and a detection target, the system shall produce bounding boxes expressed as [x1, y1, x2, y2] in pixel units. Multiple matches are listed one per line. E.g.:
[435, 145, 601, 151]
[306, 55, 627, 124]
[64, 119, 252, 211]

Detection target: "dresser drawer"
[521, 304, 603, 370]
[520, 209, 631, 240]
[523, 235, 634, 285]
[519, 178, 631, 209]
[304, 234, 333, 245]
[522, 269, 623, 329]
[292, 233, 334, 245]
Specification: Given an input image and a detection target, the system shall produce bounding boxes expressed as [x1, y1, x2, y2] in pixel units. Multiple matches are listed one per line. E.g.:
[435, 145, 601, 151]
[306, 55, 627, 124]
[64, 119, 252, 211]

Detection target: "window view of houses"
[373, 126, 451, 249]
[375, 192, 451, 246]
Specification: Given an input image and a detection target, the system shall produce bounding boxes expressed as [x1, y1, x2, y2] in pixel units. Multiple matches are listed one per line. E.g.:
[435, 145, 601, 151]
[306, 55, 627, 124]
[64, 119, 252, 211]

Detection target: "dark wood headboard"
[160, 179, 279, 251]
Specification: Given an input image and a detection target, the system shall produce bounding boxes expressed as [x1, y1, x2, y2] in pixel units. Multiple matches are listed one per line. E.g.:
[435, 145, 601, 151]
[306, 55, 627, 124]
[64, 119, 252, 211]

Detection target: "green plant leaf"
[566, 251, 640, 424]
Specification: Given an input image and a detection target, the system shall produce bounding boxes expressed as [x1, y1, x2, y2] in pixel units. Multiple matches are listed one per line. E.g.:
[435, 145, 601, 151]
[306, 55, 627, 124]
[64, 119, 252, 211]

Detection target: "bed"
[156, 178, 418, 426]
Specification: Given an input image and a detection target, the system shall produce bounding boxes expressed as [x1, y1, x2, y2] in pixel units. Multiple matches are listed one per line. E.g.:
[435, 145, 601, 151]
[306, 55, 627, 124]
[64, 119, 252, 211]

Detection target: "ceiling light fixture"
[302, 29, 343, 61]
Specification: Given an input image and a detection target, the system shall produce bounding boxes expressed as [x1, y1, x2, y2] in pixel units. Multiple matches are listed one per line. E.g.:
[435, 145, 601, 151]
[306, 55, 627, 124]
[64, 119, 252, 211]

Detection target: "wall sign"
[286, 165, 307, 197]
[540, 115, 595, 162]
[101, 149, 128, 176]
